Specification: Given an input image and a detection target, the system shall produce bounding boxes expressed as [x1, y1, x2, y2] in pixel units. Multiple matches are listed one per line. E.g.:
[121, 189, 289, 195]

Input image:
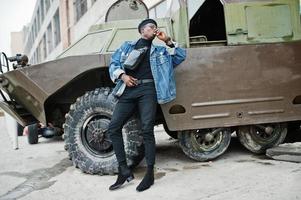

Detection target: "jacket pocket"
[156, 54, 168, 65]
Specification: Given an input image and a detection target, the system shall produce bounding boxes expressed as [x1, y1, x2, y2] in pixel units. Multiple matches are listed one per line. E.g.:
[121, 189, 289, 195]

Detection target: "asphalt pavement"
[0, 117, 300, 200]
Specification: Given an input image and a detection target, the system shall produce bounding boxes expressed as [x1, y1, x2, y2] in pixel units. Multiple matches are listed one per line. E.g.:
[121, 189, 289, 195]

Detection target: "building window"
[34, 50, 38, 64]
[37, 9, 41, 32]
[42, 34, 47, 59]
[47, 23, 53, 53]
[45, 0, 51, 13]
[37, 42, 42, 63]
[27, 31, 33, 52]
[53, 9, 61, 46]
[31, 51, 36, 64]
[31, 26, 35, 42]
[33, 19, 37, 38]
[41, 0, 45, 22]
[75, 0, 87, 22]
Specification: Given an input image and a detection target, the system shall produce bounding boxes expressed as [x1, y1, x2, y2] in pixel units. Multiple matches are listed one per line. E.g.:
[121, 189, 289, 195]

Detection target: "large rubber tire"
[163, 123, 178, 139]
[64, 87, 145, 175]
[178, 128, 231, 161]
[28, 123, 39, 144]
[237, 123, 287, 154]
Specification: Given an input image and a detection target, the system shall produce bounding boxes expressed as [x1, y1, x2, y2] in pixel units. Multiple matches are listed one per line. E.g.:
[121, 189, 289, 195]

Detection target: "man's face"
[140, 23, 157, 40]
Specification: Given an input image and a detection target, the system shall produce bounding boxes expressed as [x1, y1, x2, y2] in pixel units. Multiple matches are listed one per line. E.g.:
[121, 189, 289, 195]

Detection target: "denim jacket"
[109, 40, 186, 104]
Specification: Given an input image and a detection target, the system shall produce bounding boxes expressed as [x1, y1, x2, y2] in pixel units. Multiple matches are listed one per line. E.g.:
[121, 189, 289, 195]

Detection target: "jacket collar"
[129, 39, 157, 55]
[129, 40, 138, 46]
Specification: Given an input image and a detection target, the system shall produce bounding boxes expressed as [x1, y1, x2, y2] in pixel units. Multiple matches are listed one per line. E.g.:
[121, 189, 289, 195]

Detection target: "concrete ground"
[0, 117, 300, 200]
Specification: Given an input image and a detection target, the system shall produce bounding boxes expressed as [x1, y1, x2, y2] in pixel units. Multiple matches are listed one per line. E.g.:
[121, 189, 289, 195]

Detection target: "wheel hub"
[90, 128, 105, 142]
[264, 126, 274, 135]
[253, 124, 278, 141]
[204, 133, 214, 142]
[81, 115, 113, 156]
[191, 128, 224, 151]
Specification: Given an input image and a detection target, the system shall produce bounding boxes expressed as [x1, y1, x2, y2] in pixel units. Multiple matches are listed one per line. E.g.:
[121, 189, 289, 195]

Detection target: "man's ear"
[140, 29, 145, 35]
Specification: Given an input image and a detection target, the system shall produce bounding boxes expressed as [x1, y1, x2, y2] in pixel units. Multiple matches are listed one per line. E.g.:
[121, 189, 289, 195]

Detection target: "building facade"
[22, 0, 115, 64]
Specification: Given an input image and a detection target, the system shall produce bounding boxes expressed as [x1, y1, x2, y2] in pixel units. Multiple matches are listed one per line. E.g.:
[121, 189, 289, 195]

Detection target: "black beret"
[138, 19, 157, 33]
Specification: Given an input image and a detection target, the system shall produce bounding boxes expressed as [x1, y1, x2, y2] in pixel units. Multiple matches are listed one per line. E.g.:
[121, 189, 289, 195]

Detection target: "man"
[108, 19, 186, 192]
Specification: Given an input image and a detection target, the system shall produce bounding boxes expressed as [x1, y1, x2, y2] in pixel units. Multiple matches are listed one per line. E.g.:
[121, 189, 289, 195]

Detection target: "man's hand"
[155, 29, 171, 43]
[121, 74, 138, 87]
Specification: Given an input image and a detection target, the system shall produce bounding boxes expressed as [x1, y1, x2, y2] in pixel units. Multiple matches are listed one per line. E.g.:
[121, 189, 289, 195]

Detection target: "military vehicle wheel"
[28, 123, 39, 144]
[64, 87, 144, 175]
[178, 128, 231, 161]
[163, 123, 178, 139]
[237, 123, 287, 154]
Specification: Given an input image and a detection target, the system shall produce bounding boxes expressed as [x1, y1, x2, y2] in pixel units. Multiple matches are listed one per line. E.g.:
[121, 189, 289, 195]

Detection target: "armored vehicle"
[0, 0, 300, 174]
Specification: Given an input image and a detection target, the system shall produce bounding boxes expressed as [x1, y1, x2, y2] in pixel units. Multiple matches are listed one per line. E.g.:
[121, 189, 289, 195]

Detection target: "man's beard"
[141, 33, 156, 41]
[148, 34, 156, 41]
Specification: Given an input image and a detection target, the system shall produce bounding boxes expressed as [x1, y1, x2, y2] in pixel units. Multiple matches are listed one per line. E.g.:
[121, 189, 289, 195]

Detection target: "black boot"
[136, 166, 154, 192]
[109, 165, 134, 190]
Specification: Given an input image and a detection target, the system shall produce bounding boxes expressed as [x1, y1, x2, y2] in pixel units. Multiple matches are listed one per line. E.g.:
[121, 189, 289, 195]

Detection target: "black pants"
[108, 82, 157, 166]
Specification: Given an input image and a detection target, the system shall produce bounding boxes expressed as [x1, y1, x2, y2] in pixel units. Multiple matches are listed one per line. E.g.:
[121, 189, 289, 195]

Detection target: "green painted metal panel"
[169, 5, 190, 48]
[106, 28, 140, 52]
[106, 26, 168, 52]
[246, 5, 292, 39]
[58, 18, 173, 58]
[102, 18, 173, 53]
[224, 0, 301, 45]
[58, 29, 112, 58]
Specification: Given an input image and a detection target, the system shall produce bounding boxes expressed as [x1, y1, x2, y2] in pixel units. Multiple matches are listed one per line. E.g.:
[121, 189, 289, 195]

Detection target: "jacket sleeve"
[168, 42, 187, 68]
[109, 42, 128, 83]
